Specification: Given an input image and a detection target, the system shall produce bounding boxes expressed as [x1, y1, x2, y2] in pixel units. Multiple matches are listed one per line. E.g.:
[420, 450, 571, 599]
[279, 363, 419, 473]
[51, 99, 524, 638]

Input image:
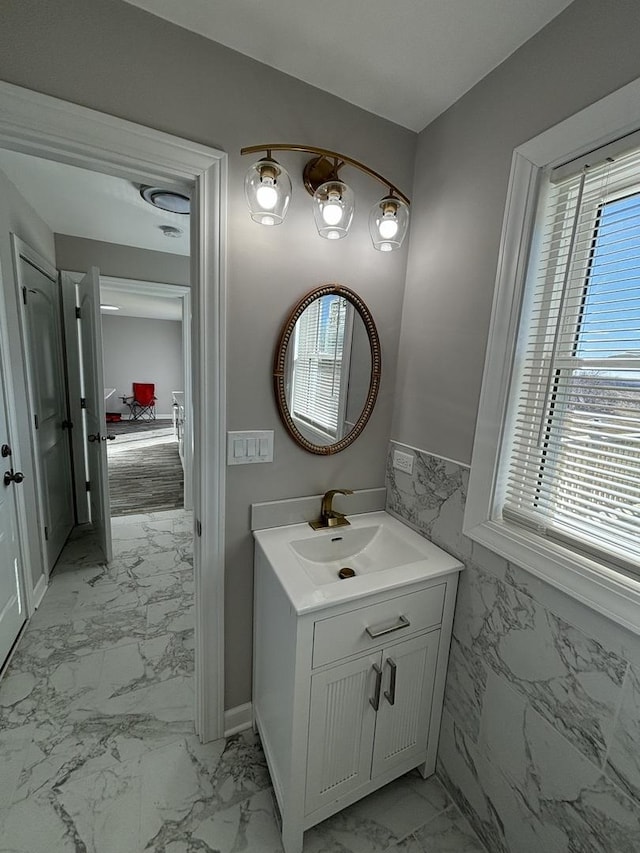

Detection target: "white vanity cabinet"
[253, 531, 461, 853]
[306, 629, 440, 814]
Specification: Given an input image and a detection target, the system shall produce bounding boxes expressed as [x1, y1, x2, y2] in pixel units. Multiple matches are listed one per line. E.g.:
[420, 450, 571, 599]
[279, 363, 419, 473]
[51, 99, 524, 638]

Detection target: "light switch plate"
[393, 449, 414, 475]
[227, 430, 274, 465]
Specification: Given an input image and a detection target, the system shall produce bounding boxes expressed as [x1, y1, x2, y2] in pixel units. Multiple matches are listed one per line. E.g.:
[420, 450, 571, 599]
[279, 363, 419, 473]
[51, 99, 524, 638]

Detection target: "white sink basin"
[290, 524, 426, 586]
[254, 511, 463, 613]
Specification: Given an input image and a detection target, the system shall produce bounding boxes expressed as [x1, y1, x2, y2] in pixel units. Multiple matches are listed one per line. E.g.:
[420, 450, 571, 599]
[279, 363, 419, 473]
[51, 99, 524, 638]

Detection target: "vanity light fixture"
[241, 144, 410, 250]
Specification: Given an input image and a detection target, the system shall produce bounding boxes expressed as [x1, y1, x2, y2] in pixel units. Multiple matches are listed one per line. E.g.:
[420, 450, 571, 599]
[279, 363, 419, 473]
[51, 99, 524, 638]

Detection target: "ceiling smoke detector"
[159, 225, 183, 238]
[140, 185, 190, 214]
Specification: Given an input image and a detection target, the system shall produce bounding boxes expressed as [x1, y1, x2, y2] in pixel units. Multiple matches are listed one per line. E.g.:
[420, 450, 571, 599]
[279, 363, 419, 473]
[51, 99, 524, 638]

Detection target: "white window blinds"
[502, 142, 640, 572]
[291, 295, 349, 439]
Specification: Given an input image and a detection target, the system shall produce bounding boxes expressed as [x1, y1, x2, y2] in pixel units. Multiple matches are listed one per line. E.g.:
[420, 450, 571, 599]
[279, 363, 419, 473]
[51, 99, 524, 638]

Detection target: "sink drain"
[338, 567, 356, 579]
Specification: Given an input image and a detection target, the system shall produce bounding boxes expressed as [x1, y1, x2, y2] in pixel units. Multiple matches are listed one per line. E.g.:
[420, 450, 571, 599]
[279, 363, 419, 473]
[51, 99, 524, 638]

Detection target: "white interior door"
[78, 267, 112, 562]
[0, 340, 26, 669]
[14, 241, 75, 571]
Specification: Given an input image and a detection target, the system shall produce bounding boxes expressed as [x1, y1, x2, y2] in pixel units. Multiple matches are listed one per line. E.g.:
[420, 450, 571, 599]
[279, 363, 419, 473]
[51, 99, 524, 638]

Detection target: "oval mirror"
[274, 284, 381, 454]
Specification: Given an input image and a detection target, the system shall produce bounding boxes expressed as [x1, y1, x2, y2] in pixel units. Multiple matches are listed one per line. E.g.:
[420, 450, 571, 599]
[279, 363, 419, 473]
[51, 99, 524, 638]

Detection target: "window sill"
[463, 516, 640, 635]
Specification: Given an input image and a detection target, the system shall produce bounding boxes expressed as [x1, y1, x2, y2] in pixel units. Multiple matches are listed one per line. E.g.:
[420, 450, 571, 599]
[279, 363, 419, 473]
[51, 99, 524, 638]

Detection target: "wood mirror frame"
[274, 284, 382, 455]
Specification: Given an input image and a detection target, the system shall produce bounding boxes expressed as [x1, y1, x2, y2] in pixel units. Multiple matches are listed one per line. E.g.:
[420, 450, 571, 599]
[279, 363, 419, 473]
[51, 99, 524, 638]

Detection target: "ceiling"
[100, 286, 183, 321]
[0, 148, 190, 257]
[122, 0, 573, 132]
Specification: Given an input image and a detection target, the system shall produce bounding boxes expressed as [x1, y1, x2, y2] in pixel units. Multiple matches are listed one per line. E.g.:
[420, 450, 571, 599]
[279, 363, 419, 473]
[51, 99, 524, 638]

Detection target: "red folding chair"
[121, 382, 157, 421]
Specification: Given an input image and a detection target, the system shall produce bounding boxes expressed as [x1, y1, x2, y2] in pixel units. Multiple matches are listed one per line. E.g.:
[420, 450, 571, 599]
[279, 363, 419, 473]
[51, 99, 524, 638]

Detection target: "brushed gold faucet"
[309, 489, 354, 530]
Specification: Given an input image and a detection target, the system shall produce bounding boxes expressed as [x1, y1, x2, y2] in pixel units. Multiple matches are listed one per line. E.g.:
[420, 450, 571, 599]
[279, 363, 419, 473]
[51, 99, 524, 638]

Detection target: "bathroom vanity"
[253, 511, 462, 853]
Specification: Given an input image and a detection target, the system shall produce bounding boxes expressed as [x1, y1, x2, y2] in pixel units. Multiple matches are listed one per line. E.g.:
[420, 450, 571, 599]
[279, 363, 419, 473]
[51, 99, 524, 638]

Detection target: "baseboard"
[0, 620, 27, 684]
[31, 573, 48, 611]
[119, 414, 174, 421]
[224, 702, 253, 736]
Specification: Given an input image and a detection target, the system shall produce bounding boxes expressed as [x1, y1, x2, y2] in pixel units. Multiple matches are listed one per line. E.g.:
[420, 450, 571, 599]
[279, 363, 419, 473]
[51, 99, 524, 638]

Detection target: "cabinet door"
[371, 631, 440, 779]
[306, 652, 381, 815]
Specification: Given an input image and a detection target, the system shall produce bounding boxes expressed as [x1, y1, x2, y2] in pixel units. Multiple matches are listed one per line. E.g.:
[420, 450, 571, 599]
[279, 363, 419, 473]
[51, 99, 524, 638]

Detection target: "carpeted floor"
[107, 427, 184, 516]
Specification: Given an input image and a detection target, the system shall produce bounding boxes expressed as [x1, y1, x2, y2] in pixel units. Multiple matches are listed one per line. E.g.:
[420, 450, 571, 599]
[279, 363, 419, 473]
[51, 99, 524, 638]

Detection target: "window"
[464, 78, 640, 632]
[289, 294, 353, 441]
[504, 148, 640, 572]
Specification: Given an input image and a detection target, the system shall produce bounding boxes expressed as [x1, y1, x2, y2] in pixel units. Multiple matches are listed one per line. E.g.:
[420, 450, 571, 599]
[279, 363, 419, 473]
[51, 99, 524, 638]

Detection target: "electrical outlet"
[393, 449, 414, 475]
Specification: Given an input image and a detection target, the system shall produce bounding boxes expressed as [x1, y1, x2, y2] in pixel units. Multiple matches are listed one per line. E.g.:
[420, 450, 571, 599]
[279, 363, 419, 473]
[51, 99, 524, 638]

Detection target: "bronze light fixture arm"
[240, 143, 410, 206]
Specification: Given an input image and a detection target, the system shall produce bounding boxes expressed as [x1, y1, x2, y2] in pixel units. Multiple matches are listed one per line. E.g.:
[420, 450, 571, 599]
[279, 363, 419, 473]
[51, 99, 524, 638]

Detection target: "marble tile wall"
[386, 441, 640, 853]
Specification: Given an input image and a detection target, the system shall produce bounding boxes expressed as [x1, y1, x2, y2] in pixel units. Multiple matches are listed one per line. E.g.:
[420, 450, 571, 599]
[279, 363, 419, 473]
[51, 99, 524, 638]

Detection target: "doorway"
[0, 81, 226, 741]
[99, 277, 193, 517]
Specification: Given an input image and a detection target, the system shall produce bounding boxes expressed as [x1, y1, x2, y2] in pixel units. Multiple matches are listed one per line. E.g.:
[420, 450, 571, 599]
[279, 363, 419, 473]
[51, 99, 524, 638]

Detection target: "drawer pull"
[384, 658, 397, 706]
[370, 663, 382, 711]
[365, 614, 410, 639]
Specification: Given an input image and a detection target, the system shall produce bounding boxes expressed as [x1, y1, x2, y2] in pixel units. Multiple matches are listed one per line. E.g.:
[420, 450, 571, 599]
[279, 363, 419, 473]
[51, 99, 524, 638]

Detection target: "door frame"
[0, 81, 227, 742]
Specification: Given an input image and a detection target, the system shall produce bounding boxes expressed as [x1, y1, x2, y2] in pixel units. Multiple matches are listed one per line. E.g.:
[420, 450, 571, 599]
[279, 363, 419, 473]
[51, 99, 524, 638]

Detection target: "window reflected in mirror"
[274, 285, 380, 455]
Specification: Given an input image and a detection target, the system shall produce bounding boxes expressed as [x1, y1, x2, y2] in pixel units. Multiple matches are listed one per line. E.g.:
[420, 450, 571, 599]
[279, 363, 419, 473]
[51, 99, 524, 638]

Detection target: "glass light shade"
[369, 196, 409, 251]
[244, 157, 292, 226]
[312, 181, 354, 240]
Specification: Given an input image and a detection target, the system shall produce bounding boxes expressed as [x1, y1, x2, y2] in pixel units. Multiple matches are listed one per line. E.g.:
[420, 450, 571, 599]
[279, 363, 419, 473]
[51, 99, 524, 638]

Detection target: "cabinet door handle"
[365, 614, 410, 639]
[384, 657, 397, 706]
[369, 663, 382, 711]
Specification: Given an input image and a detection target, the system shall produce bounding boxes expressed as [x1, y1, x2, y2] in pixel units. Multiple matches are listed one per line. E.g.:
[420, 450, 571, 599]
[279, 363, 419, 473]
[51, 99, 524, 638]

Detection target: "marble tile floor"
[0, 509, 484, 853]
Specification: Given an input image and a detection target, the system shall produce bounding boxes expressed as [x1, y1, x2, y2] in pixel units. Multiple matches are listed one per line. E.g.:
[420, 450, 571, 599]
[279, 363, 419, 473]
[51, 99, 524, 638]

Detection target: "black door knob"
[3, 470, 25, 486]
[1, 444, 11, 458]
[101, 434, 116, 441]
[87, 433, 101, 442]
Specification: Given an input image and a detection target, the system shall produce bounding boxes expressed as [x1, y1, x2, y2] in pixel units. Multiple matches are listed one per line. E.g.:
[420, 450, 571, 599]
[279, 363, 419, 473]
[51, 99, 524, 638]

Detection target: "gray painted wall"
[55, 235, 190, 286]
[393, 0, 640, 466]
[0, 167, 56, 592]
[0, 0, 416, 709]
[102, 315, 183, 418]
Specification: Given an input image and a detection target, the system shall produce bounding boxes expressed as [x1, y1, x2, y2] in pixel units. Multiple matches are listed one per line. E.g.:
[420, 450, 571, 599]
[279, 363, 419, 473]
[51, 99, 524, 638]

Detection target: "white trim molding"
[0, 81, 227, 741]
[464, 75, 640, 635]
[224, 702, 253, 737]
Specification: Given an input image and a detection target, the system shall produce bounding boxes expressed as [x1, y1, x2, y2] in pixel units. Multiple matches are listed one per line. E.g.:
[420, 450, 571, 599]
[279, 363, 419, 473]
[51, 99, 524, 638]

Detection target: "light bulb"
[245, 157, 291, 226]
[322, 197, 344, 226]
[313, 180, 354, 239]
[378, 216, 399, 239]
[255, 181, 278, 210]
[369, 196, 408, 251]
